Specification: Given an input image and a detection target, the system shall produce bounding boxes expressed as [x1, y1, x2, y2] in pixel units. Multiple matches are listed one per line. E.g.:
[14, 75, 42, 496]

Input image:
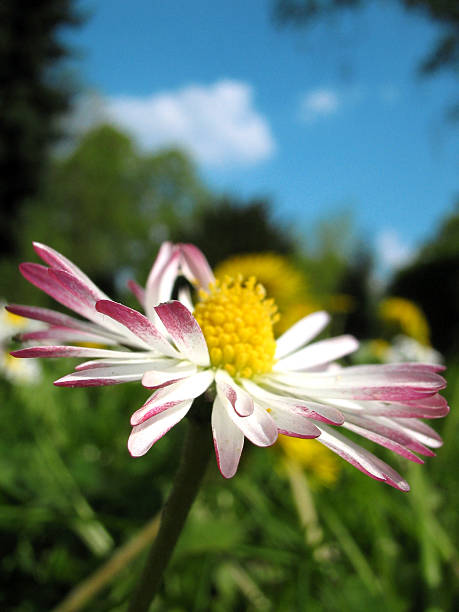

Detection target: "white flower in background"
[385, 335, 443, 366]
[0, 300, 42, 384]
[9, 243, 449, 491]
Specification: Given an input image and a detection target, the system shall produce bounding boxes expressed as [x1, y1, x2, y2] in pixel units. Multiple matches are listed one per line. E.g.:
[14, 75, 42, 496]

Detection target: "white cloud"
[299, 82, 401, 123]
[69, 81, 275, 167]
[376, 228, 415, 273]
[299, 87, 341, 122]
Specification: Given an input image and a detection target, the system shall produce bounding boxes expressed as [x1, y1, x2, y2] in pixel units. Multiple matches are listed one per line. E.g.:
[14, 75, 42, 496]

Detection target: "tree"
[388, 201, 459, 355]
[10, 125, 209, 302]
[175, 198, 294, 267]
[274, 1, 459, 86]
[0, 0, 81, 255]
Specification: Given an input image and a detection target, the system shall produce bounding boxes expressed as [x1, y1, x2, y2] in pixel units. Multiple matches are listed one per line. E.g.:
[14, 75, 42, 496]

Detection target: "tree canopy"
[12, 125, 209, 301]
[274, 0, 459, 76]
[0, 0, 82, 255]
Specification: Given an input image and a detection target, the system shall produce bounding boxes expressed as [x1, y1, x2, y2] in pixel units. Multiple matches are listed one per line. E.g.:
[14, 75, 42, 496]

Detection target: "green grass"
[1, 359, 457, 611]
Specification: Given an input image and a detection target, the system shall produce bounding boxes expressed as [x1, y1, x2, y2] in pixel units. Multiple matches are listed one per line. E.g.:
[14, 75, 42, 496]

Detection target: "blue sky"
[63, 0, 458, 275]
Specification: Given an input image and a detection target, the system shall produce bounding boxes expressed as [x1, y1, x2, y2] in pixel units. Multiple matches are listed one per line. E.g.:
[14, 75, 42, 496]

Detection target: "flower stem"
[128, 415, 213, 612]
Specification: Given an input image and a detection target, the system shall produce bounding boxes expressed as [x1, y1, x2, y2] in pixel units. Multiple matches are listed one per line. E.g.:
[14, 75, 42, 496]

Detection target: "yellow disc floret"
[194, 275, 279, 379]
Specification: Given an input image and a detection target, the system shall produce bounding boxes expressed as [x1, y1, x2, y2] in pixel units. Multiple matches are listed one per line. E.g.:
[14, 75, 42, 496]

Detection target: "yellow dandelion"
[276, 301, 321, 335]
[214, 253, 305, 308]
[277, 434, 340, 486]
[379, 297, 431, 346]
[214, 253, 319, 335]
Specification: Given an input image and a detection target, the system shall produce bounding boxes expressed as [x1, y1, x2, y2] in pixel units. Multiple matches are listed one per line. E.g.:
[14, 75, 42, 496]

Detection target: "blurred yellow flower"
[368, 339, 391, 360]
[276, 301, 321, 335]
[214, 253, 320, 335]
[1, 301, 42, 384]
[277, 435, 340, 486]
[1, 350, 41, 384]
[1, 306, 31, 339]
[215, 253, 305, 306]
[325, 293, 355, 314]
[379, 297, 430, 345]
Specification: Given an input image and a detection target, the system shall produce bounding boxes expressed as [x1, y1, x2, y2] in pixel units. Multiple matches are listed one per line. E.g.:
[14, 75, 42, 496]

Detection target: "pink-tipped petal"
[127, 280, 146, 307]
[341, 415, 433, 461]
[19, 327, 113, 345]
[216, 370, 254, 416]
[275, 335, 359, 371]
[49, 268, 101, 308]
[268, 364, 446, 401]
[128, 401, 192, 457]
[96, 299, 179, 357]
[48, 269, 140, 340]
[6, 304, 104, 335]
[54, 361, 157, 387]
[33, 242, 108, 300]
[131, 370, 214, 425]
[11, 346, 149, 359]
[212, 396, 244, 478]
[19, 263, 94, 320]
[275, 311, 330, 359]
[392, 417, 443, 448]
[316, 425, 410, 491]
[330, 395, 450, 419]
[179, 243, 215, 291]
[144, 243, 180, 319]
[154, 301, 210, 366]
[241, 380, 344, 425]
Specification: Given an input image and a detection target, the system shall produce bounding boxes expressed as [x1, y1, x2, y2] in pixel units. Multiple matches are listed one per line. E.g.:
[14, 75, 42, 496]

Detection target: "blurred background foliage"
[273, 0, 459, 117]
[1, 0, 458, 610]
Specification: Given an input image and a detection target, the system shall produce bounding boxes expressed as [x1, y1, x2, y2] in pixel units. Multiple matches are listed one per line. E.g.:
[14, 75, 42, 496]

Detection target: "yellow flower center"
[194, 275, 279, 379]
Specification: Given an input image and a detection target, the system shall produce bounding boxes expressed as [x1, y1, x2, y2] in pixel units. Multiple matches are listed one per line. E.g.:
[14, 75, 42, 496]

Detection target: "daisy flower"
[0, 300, 42, 384]
[9, 242, 448, 491]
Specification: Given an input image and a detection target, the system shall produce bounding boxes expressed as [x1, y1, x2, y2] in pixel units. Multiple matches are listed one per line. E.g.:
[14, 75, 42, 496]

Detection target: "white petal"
[142, 362, 198, 388]
[275, 311, 330, 359]
[145, 243, 180, 319]
[178, 285, 194, 312]
[216, 369, 254, 416]
[128, 401, 192, 456]
[76, 358, 174, 371]
[275, 335, 359, 371]
[219, 391, 278, 447]
[212, 396, 244, 478]
[242, 379, 344, 425]
[179, 243, 215, 291]
[391, 417, 443, 448]
[269, 407, 321, 438]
